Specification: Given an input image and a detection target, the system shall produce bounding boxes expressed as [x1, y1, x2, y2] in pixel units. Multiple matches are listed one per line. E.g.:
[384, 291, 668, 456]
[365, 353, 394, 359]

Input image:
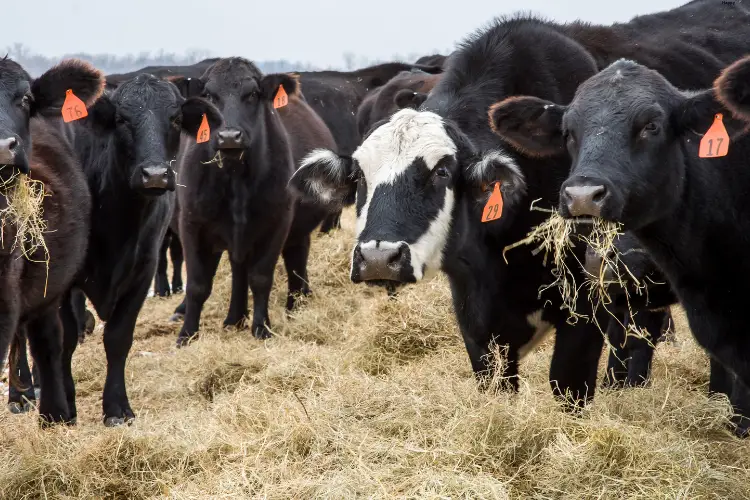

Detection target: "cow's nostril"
[7, 138, 17, 150]
[388, 247, 403, 265]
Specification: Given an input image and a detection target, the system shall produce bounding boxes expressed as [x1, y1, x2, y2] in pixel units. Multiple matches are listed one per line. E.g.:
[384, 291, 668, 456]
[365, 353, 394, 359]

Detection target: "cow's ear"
[181, 97, 223, 137]
[715, 55, 750, 122]
[260, 73, 300, 102]
[85, 94, 117, 131]
[395, 89, 427, 110]
[30, 59, 105, 117]
[169, 76, 205, 99]
[671, 89, 729, 136]
[465, 150, 527, 210]
[488, 96, 566, 158]
[289, 149, 356, 208]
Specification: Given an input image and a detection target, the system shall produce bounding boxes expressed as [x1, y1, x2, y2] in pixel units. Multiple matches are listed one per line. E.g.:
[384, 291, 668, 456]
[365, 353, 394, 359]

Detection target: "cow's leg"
[70, 288, 89, 343]
[223, 256, 249, 328]
[170, 298, 186, 322]
[169, 233, 184, 294]
[26, 306, 70, 425]
[603, 315, 628, 388]
[624, 309, 665, 387]
[549, 320, 605, 409]
[8, 330, 36, 413]
[282, 234, 312, 311]
[319, 210, 342, 234]
[60, 291, 81, 423]
[101, 279, 151, 426]
[176, 245, 222, 346]
[154, 231, 172, 297]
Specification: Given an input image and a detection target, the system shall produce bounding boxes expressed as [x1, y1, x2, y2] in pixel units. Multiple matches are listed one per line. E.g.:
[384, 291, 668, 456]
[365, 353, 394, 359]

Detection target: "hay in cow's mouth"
[201, 150, 225, 168]
[502, 202, 631, 328]
[0, 171, 50, 294]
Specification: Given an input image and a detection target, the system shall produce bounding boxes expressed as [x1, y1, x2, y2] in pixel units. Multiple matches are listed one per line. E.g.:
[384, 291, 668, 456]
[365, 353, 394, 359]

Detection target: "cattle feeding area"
[1, 209, 750, 499]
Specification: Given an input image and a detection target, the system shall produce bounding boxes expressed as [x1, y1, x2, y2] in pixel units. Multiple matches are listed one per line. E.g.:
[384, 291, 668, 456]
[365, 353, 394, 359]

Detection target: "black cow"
[289, 4, 750, 407]
[584, 232, 677, 387]
[356, 70, 441, 137]
[168, 58, 337, 345]
[0, 58, 100, 424]
[55, 73, 221, 426]
[487, 55, 750, 435]
[105, 58, 220, 89]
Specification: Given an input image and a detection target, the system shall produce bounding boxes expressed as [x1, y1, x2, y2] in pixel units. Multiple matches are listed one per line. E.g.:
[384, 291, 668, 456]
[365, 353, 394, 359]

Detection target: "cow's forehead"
[353, 109, 457, 183]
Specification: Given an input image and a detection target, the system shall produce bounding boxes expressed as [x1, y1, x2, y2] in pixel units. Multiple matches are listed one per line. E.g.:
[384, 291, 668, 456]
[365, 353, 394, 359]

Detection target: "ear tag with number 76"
[481, 182, 503, 222]
[61, 89, 88, 123]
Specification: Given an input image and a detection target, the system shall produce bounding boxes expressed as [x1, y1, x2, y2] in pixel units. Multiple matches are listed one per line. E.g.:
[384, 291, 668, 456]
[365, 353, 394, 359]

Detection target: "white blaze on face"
[351, 108, 458, 280]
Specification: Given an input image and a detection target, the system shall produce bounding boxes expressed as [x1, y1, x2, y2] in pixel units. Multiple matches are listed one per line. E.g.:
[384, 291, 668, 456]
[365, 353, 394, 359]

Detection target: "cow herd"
[3, 0, 750, 440]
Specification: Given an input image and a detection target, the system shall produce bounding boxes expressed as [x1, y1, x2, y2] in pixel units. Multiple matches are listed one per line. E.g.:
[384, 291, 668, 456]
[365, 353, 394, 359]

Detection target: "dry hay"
[0, 170, 50, 292]
[1, 208, 749, 499]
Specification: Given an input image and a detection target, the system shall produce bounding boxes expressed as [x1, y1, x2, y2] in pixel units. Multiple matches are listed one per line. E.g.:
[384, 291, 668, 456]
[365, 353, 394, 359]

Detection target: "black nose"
[217, 129, 244, 149]
[141, 165, 172, 190]
[0, 137, 18, 165]
[352, 242, 409, 282]
[562, 184, 607, 218]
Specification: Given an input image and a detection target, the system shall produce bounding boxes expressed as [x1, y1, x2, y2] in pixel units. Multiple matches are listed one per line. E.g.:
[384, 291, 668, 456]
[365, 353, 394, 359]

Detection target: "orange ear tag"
[481, 183, 504, 222]
[61, 89, 88, 123]
[273, 85, 288, 109]
[699, 113, 729, 158]
[196, 114, 210, 144]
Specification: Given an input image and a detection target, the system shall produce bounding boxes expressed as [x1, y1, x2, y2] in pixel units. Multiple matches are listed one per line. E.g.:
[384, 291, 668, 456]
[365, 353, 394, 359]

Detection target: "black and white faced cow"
[290, 18, 615, 408]
[488, 56, 750, 436]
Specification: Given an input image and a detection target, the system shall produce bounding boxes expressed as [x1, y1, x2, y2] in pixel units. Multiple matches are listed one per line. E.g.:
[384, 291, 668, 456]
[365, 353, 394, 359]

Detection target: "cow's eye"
[435, 166, 449, 178]
[18, 94, 31, 110]
[643, 122, 658, 133]
[245, 91, 259, 101]
[171, 115, 183, 130]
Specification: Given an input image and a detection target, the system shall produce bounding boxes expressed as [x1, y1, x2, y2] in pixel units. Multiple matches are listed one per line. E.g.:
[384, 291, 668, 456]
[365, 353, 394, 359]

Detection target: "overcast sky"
[6, 0, 688, 67]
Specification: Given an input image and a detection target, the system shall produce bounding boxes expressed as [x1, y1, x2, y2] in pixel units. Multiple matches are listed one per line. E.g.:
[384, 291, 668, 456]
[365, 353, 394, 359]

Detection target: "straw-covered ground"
[1, 208, 749, 499]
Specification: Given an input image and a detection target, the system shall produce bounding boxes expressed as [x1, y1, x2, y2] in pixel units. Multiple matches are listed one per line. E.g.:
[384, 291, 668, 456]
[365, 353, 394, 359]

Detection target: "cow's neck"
[632, 150, 746, 305]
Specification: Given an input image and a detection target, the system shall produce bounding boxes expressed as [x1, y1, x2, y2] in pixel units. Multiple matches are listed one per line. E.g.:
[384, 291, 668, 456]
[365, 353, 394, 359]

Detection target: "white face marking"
[352, 108, 457, 186]
[519, 309, 555, 359]
[352, 109, 458, 280]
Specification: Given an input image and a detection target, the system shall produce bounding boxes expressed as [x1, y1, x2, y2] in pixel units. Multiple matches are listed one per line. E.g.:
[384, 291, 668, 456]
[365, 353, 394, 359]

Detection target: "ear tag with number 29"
[481, 183, 503, 222]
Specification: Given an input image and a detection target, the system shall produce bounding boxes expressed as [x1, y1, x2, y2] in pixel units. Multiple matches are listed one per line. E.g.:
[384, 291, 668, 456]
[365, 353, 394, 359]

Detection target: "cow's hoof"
[65, 416, 78, 426]
[252, 325, 273, 340]
[169, 312, 185, 323]
[172, 286, 184, 294]
[8, 402, 25, 414]
[104, 415, 135, 427]
[176, 333, 196, 348]
[223, 317, 247, 329]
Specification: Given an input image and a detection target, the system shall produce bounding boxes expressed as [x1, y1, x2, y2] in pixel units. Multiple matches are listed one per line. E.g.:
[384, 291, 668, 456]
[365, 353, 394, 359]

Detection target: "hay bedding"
[0, 208, 749, 499]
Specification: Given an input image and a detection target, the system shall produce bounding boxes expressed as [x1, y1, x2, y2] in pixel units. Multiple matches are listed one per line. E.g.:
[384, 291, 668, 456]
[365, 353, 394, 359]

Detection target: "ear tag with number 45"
[481, 182, 503, 222]
[62, 89, 88, 123]
[196, 114, 210, 143]
[699, 113, 729, 158]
